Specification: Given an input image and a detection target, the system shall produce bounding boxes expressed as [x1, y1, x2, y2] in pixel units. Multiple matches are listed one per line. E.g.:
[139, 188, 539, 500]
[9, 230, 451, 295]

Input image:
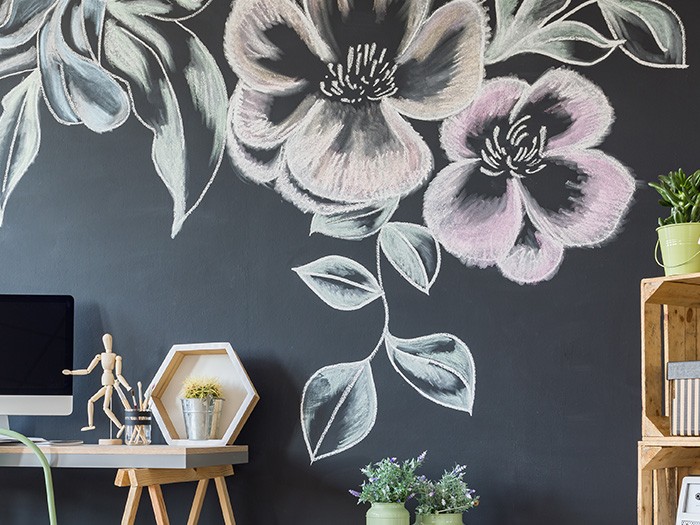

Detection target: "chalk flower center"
[319, 43, 398, 105]
[480, 115, 547, 178]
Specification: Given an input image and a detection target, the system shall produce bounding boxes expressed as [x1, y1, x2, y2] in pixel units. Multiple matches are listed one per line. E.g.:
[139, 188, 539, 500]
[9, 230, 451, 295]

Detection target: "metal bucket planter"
[656, 223, 700, 276]
[180, 397, 223, 440]
[366, 503, 410, 525]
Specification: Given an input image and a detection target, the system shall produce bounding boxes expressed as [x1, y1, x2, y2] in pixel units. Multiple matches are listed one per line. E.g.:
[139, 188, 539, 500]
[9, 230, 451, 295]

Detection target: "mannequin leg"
[103, 386, 125, 437]
[82, 386, 107, 431]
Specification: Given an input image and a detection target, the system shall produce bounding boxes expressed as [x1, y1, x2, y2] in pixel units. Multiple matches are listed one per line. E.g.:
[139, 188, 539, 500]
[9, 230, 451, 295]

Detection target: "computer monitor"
[0, 295, 74, 428]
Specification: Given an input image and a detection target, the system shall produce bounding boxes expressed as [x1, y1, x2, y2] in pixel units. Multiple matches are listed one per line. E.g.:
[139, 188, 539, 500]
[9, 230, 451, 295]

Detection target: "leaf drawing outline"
[0, 70, 42, 226]
[300, 359, 378, 463]
[385, 332, 476, 414]
[379, 221, 441, 294]
[293, 255, 384, 311]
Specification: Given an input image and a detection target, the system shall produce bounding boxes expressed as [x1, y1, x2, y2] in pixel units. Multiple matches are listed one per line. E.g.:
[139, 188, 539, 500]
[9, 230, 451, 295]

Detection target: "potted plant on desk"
[414, 465, 479, 525]
[350, 452, 426, 525]
[650, 168, 700, 276]
[180, 376, 224, 440]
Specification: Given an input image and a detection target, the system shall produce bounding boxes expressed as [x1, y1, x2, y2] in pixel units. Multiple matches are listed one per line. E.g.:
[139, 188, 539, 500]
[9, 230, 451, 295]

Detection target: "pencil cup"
[124, 410, 152, 446]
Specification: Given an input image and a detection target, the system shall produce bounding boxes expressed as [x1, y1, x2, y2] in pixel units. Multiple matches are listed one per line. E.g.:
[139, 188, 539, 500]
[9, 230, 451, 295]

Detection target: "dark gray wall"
[0, 0, 696, 523]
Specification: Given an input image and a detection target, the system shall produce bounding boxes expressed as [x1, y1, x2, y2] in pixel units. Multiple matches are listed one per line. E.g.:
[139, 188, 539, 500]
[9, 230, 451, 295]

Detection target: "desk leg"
[121, 486, 142, 525]
[214, 476, 236, 525]
[187, 479, 209, 525]
[148, 485, 171, 525]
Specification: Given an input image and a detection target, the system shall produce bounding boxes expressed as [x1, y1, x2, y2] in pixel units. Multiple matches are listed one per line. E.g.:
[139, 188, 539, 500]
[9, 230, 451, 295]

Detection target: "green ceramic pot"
[414, 513, 463, 525]
[366, 502, 410, 525]
[656, 223, 700, 276]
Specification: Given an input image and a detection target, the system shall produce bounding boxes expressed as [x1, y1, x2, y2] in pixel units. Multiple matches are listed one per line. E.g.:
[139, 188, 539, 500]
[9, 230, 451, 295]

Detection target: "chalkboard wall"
[0, 0, 695, 523]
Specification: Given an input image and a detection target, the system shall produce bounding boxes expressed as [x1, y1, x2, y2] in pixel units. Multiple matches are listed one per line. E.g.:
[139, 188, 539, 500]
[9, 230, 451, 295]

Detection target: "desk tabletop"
[0, 444, 248, 469]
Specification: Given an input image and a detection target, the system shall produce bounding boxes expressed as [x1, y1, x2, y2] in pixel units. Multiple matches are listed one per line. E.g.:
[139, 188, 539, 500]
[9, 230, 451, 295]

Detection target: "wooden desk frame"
[0, 444, 247, 525]
[115, 465, 236, 525]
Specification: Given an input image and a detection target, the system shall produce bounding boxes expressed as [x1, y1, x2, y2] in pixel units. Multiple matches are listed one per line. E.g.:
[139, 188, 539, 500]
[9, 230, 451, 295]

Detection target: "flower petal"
[0, 0, 55, 49]
[224, 0, 332, 95]
[276, 169, 367, 214]
[423, 159, 524, 265]
[497, 218, 564, 285]
[286, 99, 432, 202]
[304, 0, 429, 58]
[511, 68, 613, 152]
[231, 83, 317, 149]
[226, 131, 285, 185]
[389, 0, 486, 121]
[440, 77, 528, 162]
[521, 150, 635, 247]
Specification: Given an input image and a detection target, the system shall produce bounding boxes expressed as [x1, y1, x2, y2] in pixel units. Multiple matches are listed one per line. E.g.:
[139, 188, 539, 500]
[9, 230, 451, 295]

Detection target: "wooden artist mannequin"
[63, 333, 131, 438]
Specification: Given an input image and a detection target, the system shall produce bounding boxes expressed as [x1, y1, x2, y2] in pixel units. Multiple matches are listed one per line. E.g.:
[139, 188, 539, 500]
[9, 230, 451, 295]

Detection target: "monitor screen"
[0, 295, 73, 396]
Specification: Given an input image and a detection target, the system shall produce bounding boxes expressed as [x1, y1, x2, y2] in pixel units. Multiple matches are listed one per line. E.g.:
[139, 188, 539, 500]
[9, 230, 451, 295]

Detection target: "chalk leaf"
[310, 199, 399, 241]
[379, 222, 440, 294]
[510, 21, 622, 66]
[0, 71, 42, 226]
[385, 332, 475, 413]
[598, 0, 686, 68]
[103, 10, 227, 237]
[293, 255, 383, 311]
[301, 359, 377, 462]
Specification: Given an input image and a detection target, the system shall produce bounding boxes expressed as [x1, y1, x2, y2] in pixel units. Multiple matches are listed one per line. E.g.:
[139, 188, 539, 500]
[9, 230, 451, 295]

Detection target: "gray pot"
[180, 397, 224, 440]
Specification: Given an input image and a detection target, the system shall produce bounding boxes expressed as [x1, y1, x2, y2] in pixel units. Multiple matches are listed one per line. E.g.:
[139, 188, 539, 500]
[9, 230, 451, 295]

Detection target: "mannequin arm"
[115, 356, 131, 390]
[63, 355, 101, 375]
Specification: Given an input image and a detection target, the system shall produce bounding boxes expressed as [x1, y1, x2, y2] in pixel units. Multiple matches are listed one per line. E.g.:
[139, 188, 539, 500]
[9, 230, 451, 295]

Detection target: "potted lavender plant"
[414, 465, 479, 525]
[349, 452, 427, 525]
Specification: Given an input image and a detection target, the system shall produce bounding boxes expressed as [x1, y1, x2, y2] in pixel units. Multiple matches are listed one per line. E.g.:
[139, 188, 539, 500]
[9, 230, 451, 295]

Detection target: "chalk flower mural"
[0, 0, 689, 461]
[425, 69, 636, 284]
[221, 0, 687, 462]
[224, 0, 487, 211]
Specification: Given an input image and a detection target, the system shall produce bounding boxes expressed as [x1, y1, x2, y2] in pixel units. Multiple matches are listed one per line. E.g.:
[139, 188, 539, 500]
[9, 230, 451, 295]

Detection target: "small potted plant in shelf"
[414, 465, 479, 525]
[350, 452, 427, 525]
[650, 168, 700, 275]
[180, 376, 224, 440]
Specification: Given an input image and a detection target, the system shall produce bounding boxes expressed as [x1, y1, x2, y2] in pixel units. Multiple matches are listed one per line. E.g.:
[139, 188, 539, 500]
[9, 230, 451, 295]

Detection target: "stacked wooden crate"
[640, 273, 700, 525]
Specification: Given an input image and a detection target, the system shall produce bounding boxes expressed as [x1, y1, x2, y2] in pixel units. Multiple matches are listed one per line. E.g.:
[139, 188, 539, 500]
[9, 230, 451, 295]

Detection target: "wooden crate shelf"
[640, 272, 700, 524]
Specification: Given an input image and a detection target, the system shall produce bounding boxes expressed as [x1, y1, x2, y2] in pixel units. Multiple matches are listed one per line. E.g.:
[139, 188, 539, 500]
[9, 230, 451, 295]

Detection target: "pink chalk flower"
[424, 68, 635, 284]
[224, 0, 486, 213]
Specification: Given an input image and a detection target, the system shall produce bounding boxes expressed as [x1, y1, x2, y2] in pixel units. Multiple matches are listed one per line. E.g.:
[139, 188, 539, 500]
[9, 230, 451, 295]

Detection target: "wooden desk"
[0, 444, 248, 525]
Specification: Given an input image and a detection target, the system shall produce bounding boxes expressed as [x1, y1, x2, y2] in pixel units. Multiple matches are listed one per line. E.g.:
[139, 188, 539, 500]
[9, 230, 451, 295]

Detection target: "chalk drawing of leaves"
[379, 222, 441, 294]
[486, 0, 622, 66]
[598, 0, 687, 68]
[487, 0, 569, 62]
[0, 71, 42, 226]
[103, 4, 227, 237]
[0, 0, 56, 51]
[385, 332, 475, 413]
[301, 359, 377, 462]
[310, 199, 399, 241]
[0, 0, 55, 81]
[39, 0, 130, 133]
[510, 21, 622, 66]
[293, 255, 383, 311]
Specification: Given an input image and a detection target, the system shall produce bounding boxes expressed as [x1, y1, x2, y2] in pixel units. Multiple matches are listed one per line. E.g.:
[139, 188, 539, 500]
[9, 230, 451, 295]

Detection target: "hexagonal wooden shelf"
[148, 343, 258, 447]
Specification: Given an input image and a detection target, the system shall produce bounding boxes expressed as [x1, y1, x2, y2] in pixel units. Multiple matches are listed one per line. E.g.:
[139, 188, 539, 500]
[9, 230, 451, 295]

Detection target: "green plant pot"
[657, 223, 700, 276]
[414, 514, 463, 525]
[366, 503, 410, 525]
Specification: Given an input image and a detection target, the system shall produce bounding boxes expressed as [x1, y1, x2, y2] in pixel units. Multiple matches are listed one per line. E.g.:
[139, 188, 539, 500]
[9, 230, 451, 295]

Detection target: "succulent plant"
[181, 376, 223, 399]
[649, 168, 700, 226]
